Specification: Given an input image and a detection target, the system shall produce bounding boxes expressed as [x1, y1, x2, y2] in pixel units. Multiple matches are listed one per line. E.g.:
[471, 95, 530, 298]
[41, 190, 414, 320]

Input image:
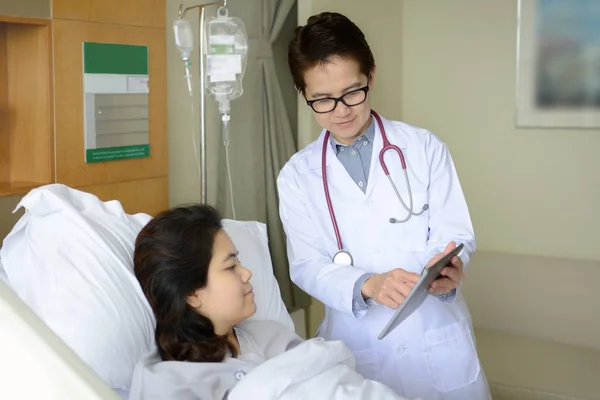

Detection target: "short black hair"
[288, 12, 376, 94]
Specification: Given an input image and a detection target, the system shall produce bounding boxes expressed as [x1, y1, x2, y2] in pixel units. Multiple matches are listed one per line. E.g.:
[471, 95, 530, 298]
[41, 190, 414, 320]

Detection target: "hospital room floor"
[475, 328, 600, 400]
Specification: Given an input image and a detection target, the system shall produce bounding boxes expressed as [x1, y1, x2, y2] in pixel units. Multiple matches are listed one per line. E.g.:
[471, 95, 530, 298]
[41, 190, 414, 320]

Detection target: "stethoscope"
[322, 110, 429, 267]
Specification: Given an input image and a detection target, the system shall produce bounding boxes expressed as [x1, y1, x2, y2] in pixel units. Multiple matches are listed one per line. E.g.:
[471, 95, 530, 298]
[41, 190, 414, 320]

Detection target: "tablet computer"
[377, 243, 464, 340]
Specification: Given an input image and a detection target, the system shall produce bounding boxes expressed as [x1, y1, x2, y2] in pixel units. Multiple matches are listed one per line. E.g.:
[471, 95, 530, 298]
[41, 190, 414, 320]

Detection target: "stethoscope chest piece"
[333, 250, 353, 267]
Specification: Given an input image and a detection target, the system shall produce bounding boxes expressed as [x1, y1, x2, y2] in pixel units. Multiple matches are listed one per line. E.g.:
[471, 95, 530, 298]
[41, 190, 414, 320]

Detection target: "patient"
[128, 204, 411, 400]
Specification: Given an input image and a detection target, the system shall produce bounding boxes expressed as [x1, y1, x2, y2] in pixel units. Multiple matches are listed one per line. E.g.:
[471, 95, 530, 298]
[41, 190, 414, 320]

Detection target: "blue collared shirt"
[329, 120, 457, 315]
[329, 118, 376, 193]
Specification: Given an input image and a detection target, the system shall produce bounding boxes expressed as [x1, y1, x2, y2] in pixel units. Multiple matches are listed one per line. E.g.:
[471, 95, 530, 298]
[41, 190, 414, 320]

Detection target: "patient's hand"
[361, 269, 420, 309]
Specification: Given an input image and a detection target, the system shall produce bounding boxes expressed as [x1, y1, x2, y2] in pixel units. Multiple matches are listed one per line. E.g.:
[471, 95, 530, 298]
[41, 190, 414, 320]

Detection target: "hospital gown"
[128, 320, 303, 400]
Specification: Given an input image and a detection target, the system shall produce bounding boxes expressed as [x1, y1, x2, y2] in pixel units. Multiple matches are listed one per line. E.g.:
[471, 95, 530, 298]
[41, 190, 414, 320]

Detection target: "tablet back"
[377, 243, 464, 340]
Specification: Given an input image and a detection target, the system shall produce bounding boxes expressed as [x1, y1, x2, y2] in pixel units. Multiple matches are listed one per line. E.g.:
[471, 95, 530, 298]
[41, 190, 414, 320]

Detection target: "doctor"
[277, 12, 491, 400]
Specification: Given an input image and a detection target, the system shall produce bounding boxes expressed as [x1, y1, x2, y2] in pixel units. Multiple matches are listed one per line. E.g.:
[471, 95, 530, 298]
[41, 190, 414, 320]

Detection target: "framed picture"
[516, 0, 600, 128]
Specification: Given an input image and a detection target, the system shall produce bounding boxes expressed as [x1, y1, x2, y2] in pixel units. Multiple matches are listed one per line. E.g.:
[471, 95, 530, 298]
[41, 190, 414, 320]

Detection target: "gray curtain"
[216, 0, 310, 311]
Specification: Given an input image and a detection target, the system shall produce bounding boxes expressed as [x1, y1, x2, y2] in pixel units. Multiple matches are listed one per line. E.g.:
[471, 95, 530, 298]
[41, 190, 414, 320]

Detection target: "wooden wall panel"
[7, 21, 53, 183]
[53, 19, 167, 188]
[52, 0, 165, 29]
[80, 176, 168, 217]
[0, 24, 9, 183]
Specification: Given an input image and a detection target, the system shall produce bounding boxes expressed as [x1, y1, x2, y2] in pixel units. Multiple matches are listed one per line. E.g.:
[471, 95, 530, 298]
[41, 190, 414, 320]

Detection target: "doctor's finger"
[397, 281, 415, 298]
[429, 278, 458, 293]
[429, 286, 449, 295]
[429, 277, 449, 294]
[379, 285, 406, 305]
[450, 255, 463, 269]
[381, 293, 404, 309]
[385, 279, 413, 298]
[390, 268, 420, 284]
[441, 266, 464, 282]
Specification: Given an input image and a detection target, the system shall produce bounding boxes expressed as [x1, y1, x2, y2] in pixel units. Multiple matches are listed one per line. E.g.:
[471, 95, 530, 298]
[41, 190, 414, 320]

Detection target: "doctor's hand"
[361, 269, 421, 309]
[427, 241, 465, 295]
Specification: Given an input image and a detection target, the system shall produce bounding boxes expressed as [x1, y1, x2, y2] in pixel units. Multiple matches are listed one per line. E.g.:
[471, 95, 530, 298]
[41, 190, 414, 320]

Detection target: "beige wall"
[299, 0, 600, 348]
[401, 0, 600, 261]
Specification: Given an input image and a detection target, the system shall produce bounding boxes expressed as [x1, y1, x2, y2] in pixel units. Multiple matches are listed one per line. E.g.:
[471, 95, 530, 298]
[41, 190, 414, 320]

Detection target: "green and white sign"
[83, 42, 151, 163]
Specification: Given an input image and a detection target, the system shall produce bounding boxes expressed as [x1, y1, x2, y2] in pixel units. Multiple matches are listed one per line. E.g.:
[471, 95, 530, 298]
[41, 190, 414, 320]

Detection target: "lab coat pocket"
[388, 192, 430, 252]
[353, 348, 381, 381]
[424, 320, 481, 392]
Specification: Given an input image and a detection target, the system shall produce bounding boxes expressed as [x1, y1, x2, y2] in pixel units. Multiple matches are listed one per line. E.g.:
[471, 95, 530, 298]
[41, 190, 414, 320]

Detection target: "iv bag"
[204, 7, 248, 103]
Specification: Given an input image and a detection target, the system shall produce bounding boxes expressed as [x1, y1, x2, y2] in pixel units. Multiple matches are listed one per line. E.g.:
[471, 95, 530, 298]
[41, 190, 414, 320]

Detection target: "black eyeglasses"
[305, 84, 370, 114]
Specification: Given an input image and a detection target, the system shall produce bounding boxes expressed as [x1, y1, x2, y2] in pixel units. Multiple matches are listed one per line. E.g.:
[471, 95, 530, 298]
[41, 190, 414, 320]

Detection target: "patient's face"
[188, 229, 256, 334]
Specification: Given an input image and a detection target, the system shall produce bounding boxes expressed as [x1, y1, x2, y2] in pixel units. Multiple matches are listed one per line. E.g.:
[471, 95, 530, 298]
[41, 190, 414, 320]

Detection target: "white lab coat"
[277, 115, 491, 400]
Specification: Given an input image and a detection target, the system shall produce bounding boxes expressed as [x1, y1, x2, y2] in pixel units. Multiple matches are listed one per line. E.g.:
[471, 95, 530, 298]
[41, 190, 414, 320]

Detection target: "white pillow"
[0, 184, 155, 391]
[222, 219, 295, 332]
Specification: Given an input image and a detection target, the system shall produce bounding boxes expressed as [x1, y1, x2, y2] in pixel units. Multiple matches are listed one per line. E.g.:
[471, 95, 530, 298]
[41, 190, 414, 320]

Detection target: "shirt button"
[234, 370, 246, 380]
[351, 150, 356, 156]
[363, 141, 367, 146]
[397, 346, 405, 354]
[358, 181, 364, 187]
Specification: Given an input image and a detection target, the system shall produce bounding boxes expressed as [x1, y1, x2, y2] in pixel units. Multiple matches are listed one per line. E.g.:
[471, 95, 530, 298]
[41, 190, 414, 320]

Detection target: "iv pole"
[178, 1, 221, 204]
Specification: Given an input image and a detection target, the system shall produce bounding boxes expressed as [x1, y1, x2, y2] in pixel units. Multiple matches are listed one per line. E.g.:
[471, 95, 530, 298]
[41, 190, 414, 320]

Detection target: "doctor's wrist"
[361, 275, 376, 299]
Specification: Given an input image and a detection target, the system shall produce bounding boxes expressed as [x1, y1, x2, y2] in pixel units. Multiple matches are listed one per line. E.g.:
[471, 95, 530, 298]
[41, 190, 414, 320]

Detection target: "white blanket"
[228, 338, 414, 400]
[129, 318, 416, 400]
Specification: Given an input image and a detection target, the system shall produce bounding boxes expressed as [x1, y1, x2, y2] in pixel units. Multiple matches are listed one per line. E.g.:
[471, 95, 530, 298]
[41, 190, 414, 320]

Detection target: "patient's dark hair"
[133, 204, 236, 362]
[288, 12, 375, 95]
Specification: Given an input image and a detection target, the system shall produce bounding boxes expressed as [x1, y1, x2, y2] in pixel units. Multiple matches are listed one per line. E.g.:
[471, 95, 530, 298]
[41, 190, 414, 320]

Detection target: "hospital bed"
[0, 184, 295, 399]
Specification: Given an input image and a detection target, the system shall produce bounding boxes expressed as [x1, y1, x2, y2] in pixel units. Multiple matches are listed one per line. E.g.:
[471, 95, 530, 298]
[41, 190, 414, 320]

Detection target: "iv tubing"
[198, 7, 208, 204]
[183, 61, 193, 96]
[188, 76, 202, 179]
[222, 113, 236, 220]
